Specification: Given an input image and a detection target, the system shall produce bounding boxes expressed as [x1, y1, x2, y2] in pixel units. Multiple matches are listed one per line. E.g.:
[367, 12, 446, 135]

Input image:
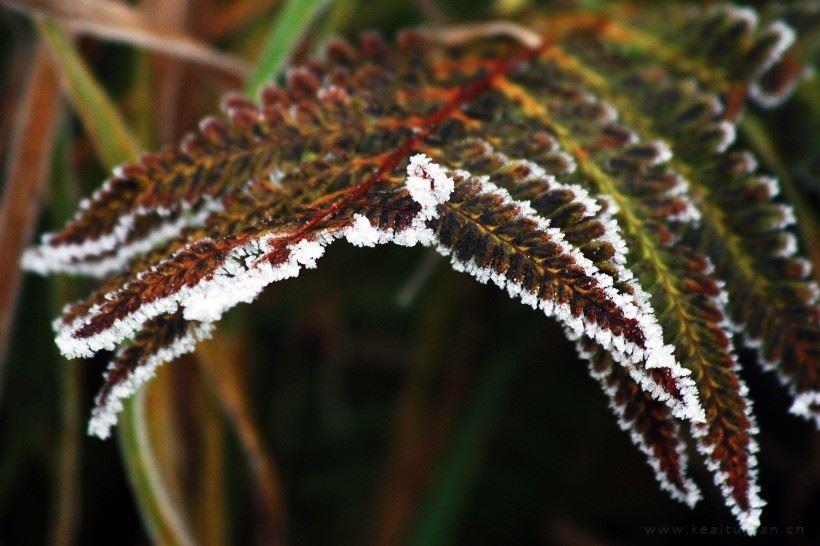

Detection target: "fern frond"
[544, 10, 820, 427]
[21, 9, 819, 535]
[491, 42, 766, 531]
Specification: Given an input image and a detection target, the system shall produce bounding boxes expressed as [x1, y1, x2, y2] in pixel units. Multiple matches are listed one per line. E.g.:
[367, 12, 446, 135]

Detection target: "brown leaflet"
[432, 135, 697, 418]
[55, 184, 422, 358]
[430, 171, 668, 372]
[89, 310, 213, 438]
[23, 32, 504, 273]
[576, 337, 701, 507]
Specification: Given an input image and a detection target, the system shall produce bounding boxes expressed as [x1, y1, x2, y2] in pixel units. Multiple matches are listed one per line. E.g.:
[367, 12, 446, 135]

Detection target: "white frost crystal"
[406, 153, 455, 216]
[789, 392, 820, 428]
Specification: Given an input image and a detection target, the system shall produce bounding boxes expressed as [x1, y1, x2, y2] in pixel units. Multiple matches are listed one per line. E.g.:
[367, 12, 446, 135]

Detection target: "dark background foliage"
[0, 1, 817, 544]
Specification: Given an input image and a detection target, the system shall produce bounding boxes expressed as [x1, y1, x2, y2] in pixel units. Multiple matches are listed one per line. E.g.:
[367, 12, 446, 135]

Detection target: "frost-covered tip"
[88, 321, 215, 439]
[649, 140, 673, 166]
[709, 4, 759, 30]
[567, 328, 704, 425]
[712, 121, 737, 154]
[789, 391, 820, 429]
[759, 21, 797, 74]
[406, 153, 455, 218]
[689, 326, 764, 536]
[747, 20, 799, 108]
[22, 197, 224, 277]
[585, 352, 702, 508]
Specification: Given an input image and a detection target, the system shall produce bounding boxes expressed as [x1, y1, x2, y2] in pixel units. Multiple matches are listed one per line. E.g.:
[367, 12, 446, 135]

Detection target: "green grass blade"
[36, 18, 140, 166]
[244, 0, 330, 98]
[119, 391, 196, 546]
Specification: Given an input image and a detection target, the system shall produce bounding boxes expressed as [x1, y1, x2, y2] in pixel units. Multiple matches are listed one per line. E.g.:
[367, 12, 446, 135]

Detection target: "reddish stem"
[257, 41, 549, 265]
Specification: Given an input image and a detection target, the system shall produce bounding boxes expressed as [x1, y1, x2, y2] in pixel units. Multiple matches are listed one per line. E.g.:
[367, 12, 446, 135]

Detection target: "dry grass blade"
[119, 388, 197, 546]
[0, 38, 29, 170]
[2, 0, 251, 78]
[370, 295, 452, 545]
[142, 0, 188, 146]
[189, 373, 227, 546]
[50, 355, 82, 546]
[199, 0, 279, 40]
[197, 330, 288, 546]
[0, 45, 61, 393]
[424, 20, 542, 49]
[188, 359, 231, 546]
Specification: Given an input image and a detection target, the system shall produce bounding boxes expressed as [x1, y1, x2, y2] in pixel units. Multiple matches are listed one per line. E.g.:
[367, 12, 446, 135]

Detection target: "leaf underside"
[24, 3, 818, 535]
